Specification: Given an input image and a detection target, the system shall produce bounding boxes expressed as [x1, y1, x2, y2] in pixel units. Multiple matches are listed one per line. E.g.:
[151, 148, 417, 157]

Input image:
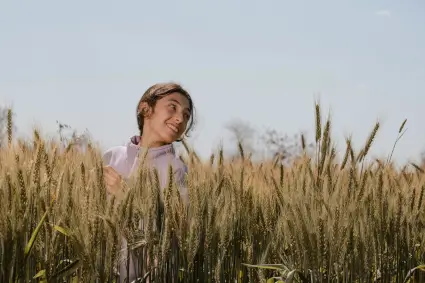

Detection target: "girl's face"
[142, 92, 191, 147]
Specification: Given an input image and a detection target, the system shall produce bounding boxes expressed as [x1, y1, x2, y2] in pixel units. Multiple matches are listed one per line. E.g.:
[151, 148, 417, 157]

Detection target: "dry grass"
[1, 105, 425, 282]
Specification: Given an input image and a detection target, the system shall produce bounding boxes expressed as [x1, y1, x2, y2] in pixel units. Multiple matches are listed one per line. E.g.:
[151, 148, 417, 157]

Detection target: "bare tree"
[261, 129, 314, 164]
[224, 118, 314, 164]
[224, 119, 257, 159]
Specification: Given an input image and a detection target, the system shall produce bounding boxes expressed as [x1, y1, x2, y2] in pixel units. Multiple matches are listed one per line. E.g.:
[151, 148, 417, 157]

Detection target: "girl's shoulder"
[102, 145, 126, 165]
[103, 136, 140, 162]
[102, 138, 140, 177]
[102, 145, 130, 177]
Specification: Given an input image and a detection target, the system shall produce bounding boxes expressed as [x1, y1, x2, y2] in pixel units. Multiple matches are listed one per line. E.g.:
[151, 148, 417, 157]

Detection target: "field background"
[1, 105, 425, 282]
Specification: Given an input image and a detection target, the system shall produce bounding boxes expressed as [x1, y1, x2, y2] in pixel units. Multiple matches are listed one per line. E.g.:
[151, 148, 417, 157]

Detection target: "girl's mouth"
[167, 123, 179, 133]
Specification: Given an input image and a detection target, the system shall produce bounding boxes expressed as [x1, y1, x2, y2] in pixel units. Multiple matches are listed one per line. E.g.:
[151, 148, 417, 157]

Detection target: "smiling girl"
[102, 82, 195, 202]
[102, 82, 195, 281]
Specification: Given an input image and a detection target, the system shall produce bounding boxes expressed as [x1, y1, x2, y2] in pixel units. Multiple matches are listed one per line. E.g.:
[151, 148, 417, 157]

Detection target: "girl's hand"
[103, 166, 125, 200]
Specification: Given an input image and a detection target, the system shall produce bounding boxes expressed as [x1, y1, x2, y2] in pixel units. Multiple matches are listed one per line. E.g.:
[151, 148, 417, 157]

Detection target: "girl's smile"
[166, 123, 179, 133]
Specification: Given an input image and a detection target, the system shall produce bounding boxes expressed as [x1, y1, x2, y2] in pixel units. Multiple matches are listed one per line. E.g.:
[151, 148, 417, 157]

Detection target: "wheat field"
[1, 106, 424, 283]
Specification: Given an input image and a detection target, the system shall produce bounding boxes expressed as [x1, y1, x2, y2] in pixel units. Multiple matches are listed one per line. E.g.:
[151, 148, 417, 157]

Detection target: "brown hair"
[136, 82, 195, 141]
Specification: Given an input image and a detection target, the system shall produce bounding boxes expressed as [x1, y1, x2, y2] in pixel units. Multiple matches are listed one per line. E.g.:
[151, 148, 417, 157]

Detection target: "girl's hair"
[136, 82, 195, 141]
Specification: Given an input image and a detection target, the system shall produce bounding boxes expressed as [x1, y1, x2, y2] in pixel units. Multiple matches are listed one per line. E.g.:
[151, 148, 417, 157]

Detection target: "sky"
[1, 1, 424, 166]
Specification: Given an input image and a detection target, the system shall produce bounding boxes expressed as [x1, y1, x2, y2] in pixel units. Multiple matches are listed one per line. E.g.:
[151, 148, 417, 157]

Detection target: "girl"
[102, 82, 195, 202]
[102, 82, 195, 282]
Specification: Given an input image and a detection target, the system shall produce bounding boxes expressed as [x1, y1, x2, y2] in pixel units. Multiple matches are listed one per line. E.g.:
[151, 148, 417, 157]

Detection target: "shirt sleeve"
[102, 149, 113, 165]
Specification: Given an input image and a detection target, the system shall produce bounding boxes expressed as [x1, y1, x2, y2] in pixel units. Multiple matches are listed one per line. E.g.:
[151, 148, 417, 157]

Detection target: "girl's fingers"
[104, 166, 118, 176]
[105, 172, 118, 180]
[105, 175, 121, 192]
[105, 177, 119, 189]
[103, 166, 124, 196]
[104, 167, 121, 180]
[104, 173, 115, 183]
[105, 177, 115, 186]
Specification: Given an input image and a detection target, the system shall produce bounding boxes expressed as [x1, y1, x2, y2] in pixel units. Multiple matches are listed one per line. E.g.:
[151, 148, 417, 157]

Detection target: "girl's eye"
[169, 104, 176, 110]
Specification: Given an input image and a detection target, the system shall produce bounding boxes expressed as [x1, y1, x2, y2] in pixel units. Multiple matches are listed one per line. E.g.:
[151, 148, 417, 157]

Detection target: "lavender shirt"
[102, 135, 188, 281]
[102, 135, 188, 195]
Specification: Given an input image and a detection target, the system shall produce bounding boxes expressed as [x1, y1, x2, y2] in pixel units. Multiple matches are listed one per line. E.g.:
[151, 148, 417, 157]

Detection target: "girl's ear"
[138, 102, 153, 118]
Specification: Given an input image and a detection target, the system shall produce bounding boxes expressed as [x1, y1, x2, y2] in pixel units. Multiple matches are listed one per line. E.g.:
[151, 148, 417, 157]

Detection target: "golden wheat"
[1, 106, 425, 283]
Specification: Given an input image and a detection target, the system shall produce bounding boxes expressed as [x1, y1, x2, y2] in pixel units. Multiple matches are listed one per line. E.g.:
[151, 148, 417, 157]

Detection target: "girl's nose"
[174, 112, 184, 123]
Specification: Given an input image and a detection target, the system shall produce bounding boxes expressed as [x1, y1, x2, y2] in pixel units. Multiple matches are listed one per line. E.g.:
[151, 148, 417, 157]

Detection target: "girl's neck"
[137, 135, 170, 149]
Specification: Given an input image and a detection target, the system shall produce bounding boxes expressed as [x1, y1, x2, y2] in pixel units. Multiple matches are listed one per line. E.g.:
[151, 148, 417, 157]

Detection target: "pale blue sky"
[1, 1, 424, 165]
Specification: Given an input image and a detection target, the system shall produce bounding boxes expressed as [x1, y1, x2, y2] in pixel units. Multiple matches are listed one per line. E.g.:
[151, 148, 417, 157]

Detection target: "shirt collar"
[127, 135, 175, 160]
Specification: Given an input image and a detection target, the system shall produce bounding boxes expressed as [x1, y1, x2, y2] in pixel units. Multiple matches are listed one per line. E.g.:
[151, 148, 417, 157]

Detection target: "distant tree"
[224, 118, 314, 164]
[225, 119, 257, 158]
[261, 128, 315, 165]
